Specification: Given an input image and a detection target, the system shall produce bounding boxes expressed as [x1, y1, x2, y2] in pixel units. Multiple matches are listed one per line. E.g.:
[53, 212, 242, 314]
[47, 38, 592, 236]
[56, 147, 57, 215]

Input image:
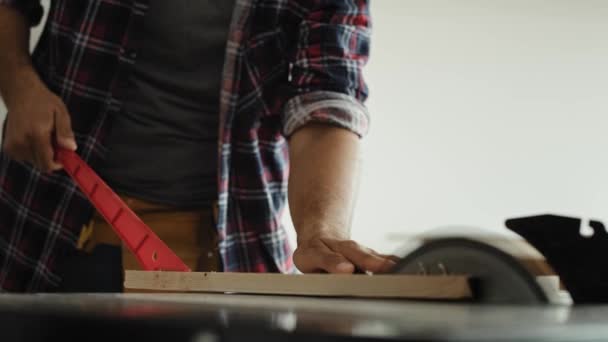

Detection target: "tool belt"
[77, 195, 220, 272]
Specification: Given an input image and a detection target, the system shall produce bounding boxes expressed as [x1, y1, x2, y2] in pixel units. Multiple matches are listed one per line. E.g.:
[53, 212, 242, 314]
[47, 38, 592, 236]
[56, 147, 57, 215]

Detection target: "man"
[0, 0, 395, 292]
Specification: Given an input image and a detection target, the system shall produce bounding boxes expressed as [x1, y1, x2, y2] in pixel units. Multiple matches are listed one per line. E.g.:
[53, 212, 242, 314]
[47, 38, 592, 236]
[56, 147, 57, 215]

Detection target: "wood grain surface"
[125, 271, 471, 299]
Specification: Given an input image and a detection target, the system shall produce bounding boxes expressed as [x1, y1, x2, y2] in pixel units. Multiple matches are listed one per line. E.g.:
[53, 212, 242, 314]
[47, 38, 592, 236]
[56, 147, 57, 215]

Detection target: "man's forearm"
[288, 123, 361, 243]
[0, 4, 38, 109]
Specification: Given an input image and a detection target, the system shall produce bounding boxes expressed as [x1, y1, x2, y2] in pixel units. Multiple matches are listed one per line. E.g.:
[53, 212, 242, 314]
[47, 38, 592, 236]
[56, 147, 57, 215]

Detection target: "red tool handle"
[56, 148, 191, 272]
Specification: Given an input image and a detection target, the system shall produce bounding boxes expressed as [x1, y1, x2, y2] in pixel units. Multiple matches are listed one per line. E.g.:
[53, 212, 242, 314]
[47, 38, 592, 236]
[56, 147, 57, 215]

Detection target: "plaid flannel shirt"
[0, 0, 370, 291]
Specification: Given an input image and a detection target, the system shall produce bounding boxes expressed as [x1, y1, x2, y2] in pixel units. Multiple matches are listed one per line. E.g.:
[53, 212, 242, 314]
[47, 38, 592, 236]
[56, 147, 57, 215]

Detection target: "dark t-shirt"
[99, 0, 234, 207]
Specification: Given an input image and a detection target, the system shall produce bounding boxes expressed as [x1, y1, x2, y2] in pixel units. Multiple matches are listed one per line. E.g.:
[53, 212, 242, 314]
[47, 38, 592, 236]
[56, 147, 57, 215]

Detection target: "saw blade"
[392, 238, 548, 304]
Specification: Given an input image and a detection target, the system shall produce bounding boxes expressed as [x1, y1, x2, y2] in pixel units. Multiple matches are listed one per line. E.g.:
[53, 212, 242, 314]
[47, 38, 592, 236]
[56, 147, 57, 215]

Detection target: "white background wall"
[2, 1, 607, 254]
[355, 0, 608, 253]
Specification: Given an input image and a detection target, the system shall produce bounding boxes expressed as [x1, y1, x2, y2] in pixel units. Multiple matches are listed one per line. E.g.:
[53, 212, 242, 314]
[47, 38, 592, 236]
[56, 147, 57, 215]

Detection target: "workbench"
[1, 293, 606, 341]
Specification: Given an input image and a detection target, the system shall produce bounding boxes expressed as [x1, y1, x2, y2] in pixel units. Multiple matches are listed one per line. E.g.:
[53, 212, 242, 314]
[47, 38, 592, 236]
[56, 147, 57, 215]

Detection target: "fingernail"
[336, 262, 354, 273]
[63, 138, 77, 151]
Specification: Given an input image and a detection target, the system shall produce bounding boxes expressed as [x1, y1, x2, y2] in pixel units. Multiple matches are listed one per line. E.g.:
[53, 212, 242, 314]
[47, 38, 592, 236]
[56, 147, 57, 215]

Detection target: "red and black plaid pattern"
[0, 0, 370, 291]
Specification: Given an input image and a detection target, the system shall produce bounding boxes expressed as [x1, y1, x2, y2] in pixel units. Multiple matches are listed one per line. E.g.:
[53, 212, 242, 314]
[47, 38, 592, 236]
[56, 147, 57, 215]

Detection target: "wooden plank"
[124, 271, 471, 299]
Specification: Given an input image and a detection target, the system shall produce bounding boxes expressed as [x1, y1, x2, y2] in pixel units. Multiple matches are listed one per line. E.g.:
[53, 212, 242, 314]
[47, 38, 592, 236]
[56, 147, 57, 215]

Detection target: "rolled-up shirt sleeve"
[0, 0, 43, 26]
[282, 0, 371, 138]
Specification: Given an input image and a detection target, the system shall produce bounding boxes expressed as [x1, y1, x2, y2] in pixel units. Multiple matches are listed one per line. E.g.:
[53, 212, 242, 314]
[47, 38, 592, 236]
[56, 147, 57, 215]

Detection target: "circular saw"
[393, 237, 549, 304]
[393, 214, 608, 304]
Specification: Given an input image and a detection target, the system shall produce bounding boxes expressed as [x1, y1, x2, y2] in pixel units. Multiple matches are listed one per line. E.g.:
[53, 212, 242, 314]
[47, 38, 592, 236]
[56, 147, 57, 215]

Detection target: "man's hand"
[288, 124, 397, 274]
[293, 234, 398, 273]
[0, 5, 77, 172]
[2, 71, 77, 172]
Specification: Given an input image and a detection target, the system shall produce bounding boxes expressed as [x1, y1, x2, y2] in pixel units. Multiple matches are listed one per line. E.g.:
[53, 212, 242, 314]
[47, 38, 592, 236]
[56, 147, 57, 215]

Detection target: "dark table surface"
[1, 293, 607, 341]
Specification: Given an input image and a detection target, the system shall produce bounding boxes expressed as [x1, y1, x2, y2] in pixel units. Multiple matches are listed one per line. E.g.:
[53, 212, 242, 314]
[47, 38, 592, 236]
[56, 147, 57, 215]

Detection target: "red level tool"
[56, 148, 191, 272]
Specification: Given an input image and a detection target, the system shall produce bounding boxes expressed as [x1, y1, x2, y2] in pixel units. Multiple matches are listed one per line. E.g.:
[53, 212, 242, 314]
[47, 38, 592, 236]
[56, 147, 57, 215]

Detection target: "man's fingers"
[54, 106, 77, 151]
[373, 252, 401, 272]
[31, 132, 62, 172]
[293, 241, 355, 274]
[379, 253, 402, 264]
[29, 138, 43, 170]
[3, 137, 31, 163]
[326, 239, 397, 273]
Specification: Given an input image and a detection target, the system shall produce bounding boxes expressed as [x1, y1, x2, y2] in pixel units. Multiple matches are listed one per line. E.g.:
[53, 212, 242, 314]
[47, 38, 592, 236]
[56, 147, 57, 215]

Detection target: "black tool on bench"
[506, 214, 608, 304]
[393, 214, 607, 304]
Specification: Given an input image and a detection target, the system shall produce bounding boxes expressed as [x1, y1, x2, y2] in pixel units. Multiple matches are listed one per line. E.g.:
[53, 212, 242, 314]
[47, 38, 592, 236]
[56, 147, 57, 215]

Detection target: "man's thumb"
[54, 107, 77, 151]
[294, 245, 354, 274]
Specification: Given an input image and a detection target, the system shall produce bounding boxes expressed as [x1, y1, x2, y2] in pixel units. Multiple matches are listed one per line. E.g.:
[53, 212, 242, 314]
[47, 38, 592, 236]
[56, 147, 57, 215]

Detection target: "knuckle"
[26, 127, 41, 137]
[292, 248, 303, 260]
[31, 128, 49, 140]
[292, 247, 310, 263]
[342, 240, 359, 249]
[50, 94, 62, 105]
[292, 250, 315, 273]
[23, 133, 36, 145]
[322, 253, 343, 266]
[362, 256, 382, 270]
